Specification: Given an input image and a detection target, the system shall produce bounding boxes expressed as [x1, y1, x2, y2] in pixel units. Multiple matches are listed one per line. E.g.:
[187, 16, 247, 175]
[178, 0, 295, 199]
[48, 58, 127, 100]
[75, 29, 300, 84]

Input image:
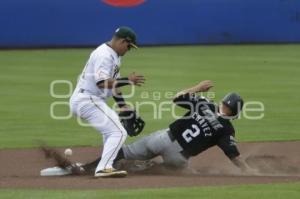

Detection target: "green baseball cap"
[114, 26, 138, 49]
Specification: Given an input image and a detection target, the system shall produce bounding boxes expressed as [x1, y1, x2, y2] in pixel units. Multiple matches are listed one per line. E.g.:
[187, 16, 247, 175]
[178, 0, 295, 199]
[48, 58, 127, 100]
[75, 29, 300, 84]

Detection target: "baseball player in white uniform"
[70, 27, 145, 177]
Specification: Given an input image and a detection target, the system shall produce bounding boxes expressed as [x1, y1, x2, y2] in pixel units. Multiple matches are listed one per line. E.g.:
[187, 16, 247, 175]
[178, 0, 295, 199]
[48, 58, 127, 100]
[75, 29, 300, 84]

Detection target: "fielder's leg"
[79, 96, 128, 177]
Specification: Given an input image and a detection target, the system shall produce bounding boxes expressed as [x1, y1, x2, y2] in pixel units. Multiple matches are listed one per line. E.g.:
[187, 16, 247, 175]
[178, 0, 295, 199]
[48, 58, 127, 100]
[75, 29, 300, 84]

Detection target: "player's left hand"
[128, 72, 145, 86]
[196, 80, 213, 92]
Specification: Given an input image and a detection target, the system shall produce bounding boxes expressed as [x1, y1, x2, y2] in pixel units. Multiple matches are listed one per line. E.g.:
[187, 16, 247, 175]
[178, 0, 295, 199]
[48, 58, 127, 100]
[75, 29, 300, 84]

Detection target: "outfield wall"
[1, 0, 300, 47]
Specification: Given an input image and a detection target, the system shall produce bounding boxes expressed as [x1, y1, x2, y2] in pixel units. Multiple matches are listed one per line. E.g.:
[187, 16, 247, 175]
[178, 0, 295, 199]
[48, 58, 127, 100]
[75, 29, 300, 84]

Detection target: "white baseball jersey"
[74, 43, 121, 99]
[70, 43, 128, 172]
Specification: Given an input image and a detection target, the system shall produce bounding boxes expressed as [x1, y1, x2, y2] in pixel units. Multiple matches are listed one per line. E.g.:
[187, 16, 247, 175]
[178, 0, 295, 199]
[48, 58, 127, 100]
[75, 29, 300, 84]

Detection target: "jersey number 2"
[182, 124, 200, 143]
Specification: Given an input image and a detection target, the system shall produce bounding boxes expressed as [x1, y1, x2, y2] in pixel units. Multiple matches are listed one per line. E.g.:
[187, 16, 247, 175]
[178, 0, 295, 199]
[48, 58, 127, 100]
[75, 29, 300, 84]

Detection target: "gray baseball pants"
[122, 129, 189, 168]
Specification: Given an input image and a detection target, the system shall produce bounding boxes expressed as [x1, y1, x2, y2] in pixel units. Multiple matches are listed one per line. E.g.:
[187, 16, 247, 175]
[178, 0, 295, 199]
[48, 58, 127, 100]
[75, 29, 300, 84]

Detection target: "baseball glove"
[119, 110, 145, 136]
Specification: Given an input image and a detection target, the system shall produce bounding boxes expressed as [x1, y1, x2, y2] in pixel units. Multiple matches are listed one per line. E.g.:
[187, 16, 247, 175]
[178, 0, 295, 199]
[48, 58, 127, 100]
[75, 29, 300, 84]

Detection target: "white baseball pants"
[70, 93, 127, 173]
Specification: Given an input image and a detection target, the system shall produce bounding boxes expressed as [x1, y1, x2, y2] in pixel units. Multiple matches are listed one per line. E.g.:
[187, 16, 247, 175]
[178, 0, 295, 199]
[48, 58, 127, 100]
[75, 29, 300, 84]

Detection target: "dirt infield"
[0, 141, 300, 189]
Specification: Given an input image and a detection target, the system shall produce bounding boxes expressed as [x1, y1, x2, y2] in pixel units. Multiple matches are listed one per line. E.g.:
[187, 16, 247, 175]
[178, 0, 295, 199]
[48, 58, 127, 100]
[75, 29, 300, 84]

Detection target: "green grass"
[0, 45, 300, 148]
[1, 183, 300, 199]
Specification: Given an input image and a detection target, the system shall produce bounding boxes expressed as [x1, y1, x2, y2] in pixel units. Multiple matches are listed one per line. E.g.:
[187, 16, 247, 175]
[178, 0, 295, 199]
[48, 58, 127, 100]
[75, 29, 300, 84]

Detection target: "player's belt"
[167, 130, 176, 141]
[167, 130, 190, 159]
[79, 88, 93, 95]
[79, 88, 86, 93]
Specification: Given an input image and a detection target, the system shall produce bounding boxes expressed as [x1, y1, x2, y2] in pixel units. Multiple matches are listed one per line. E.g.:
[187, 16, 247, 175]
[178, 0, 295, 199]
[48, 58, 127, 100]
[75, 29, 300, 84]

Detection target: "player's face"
[219, 103, 232, 116]
[118, 39, 131, 56]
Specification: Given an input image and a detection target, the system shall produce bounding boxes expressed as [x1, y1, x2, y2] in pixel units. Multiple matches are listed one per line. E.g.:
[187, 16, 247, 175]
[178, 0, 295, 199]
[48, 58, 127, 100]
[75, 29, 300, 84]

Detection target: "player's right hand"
[128, 72, 145, 86]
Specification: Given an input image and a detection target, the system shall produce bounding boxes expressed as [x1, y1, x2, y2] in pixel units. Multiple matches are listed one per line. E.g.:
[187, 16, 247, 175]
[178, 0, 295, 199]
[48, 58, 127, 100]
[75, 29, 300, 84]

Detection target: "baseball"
[64, 148, 72, 157]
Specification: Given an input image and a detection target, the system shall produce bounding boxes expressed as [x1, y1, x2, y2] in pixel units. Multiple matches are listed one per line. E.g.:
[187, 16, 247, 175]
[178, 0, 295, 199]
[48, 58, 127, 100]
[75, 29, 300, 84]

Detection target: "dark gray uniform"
[122, 93, 240, 168]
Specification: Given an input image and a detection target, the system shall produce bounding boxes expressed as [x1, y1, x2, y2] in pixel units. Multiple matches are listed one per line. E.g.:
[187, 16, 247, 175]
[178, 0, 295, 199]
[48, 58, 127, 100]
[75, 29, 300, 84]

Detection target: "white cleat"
[94, 168, 127, 178]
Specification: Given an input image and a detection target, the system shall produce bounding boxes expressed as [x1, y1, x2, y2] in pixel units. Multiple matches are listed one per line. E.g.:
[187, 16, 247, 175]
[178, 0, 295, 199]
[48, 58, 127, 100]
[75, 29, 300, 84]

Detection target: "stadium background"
[1, 0, 300, 47]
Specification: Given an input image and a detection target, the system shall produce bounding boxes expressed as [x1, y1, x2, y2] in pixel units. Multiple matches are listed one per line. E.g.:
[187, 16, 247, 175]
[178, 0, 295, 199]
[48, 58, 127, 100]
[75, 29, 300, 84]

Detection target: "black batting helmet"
[222, 92, 244, 116]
